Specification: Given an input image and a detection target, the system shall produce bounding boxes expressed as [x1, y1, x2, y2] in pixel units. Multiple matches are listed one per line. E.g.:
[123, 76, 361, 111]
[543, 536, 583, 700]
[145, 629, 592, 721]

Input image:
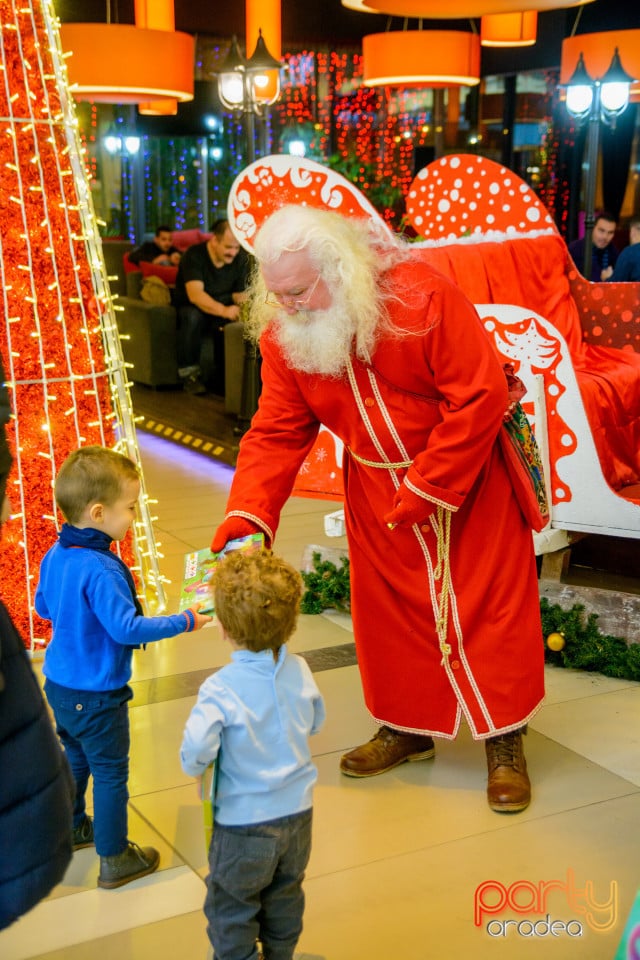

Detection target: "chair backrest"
[413, 236, 586, 361]
[227, 154, 388, 253]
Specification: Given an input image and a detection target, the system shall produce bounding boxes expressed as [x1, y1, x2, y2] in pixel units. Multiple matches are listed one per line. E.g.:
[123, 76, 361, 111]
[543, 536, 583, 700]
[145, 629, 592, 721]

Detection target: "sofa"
[115, 266, 246, 415]
[101, 239, 133, 296]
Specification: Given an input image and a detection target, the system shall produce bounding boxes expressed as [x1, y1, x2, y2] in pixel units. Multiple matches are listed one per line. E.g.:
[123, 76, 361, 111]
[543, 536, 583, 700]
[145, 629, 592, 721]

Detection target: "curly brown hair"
[212, 549, 302, 658]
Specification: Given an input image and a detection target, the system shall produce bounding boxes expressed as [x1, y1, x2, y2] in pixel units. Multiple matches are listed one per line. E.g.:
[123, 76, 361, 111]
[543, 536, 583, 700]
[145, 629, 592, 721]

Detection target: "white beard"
[273, 294, 358, 377]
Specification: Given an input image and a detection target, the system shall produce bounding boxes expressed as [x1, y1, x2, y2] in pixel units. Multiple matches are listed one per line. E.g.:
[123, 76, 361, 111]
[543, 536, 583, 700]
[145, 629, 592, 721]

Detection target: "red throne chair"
[226, 154, 640, 553]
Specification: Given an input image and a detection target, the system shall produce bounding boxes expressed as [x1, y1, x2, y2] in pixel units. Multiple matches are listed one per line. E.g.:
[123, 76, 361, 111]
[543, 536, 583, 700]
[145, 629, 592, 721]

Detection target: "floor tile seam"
[127, 643, 358, 708]
[128, 798, 208, 882]
[35, 868, 206, 956]
[304, 792, 640, 883]
[537, 683, 640, 706]
[126, 781, 194, 803]
[528, 731, 640, 786]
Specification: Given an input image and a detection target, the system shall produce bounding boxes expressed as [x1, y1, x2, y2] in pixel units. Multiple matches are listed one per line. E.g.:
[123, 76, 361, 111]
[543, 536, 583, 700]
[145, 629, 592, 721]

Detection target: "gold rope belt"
[347, 447, 412, 469]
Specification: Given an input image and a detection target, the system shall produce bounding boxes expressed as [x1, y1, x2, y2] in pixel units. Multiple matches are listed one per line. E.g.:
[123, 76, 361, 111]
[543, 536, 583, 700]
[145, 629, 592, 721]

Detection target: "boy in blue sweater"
[35, 446, 212, 890]
[180, 550, 325, 960]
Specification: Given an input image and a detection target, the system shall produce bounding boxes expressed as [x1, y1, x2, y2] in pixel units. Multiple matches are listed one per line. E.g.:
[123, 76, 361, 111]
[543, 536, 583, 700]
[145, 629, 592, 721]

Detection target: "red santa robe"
[223, 253, 545, 739]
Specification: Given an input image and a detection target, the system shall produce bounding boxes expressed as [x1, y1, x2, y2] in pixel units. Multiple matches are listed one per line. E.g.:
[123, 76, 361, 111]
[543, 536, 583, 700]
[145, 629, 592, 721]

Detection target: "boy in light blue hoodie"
[180, 549, 325, 960]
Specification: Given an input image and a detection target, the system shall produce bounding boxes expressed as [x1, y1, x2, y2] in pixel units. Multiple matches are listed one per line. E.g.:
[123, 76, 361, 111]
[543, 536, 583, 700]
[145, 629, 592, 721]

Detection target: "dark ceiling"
[53, 0, 639, 75]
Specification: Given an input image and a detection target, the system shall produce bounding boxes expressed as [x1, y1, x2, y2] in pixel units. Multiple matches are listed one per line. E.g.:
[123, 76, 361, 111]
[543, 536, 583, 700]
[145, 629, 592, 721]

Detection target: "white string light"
[0, 0, 167, 650]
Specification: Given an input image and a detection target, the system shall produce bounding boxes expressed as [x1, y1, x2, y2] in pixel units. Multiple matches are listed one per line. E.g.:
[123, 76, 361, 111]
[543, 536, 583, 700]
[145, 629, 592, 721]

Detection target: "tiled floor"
[3, 431, 640, 960]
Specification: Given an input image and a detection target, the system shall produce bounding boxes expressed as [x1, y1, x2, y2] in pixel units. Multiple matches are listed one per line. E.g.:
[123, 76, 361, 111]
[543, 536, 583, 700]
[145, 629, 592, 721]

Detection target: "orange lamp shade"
[138, 99, 179, 115]
[246, 0, 280, 58]
[481, 12, 537, 47]
[363, 31, 481, 87]
[246, 0, 281, 104]
[60, 23, 194, 103]
[346, 0, 595, 16]
[134, 0, 174, 30]
[560, 30, 640, 85]
[134, 0, 178, 113]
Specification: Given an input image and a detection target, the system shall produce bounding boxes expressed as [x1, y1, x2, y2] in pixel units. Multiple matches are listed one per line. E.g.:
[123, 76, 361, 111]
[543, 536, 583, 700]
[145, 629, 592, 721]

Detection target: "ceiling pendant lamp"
[481, 11, 537, 47]
[363, 30, 481, 87]
[246, 0, 282, 105]
[59, 0, 194, 105]
[561, 29, 640, 106]
[561, 29, 640, 87]
[344, 0, 595, 17]
[135, 0, 178, 115]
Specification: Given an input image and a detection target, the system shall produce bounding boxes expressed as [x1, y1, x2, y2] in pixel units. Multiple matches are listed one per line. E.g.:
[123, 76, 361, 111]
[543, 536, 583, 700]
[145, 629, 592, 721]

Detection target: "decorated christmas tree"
[0, 0, 165, 650]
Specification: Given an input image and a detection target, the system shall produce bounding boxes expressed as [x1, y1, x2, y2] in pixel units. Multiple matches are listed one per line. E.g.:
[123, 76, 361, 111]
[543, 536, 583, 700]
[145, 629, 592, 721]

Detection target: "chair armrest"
[116, 298, 179, 387]
[224, 321, 246, 415]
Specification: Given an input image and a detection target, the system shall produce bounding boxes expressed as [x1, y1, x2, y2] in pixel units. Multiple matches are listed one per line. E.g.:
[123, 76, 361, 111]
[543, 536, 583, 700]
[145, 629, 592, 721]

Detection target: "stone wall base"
[539, 580, 640, 645]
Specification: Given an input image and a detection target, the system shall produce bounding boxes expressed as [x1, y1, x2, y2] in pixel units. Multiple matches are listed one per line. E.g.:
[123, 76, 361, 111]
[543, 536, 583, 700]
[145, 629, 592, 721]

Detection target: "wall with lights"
[71, 35, 615, 246]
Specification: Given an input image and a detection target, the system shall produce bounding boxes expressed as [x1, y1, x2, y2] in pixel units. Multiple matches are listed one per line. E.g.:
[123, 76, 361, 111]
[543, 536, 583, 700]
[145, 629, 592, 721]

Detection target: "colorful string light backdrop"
[84, 42, 489, 235]
[275, 49, 423, 225]
[0, 0, 167, 651]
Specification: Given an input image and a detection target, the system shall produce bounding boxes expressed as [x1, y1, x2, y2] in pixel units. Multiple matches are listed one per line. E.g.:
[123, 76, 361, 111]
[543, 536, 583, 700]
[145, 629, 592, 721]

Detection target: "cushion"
[170, 229, 213, 251]
[140, 260, 178, 286]
[122, 251, 139, 274]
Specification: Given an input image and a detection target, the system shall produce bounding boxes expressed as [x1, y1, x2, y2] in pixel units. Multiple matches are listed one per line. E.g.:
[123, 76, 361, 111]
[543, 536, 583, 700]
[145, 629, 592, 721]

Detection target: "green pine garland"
[540, 597, 640, 680]
[300, 552, 351, 615]
[300, 553, 640, 682]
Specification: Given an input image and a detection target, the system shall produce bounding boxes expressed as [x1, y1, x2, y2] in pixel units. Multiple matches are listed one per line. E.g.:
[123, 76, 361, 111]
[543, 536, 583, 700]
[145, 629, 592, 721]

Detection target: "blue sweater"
[610, 242, 640, 282]
[35, 530, 190, 691]
[180, 645, 325, 826]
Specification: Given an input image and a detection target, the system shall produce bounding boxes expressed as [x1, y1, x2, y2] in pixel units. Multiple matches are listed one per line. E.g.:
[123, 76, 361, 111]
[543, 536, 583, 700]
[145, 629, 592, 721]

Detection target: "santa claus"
[212, 204, 545, 813]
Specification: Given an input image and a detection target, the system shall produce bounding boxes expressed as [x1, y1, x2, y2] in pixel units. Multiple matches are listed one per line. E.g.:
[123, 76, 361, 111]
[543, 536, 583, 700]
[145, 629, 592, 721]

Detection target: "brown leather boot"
[485, 729, 531, 813]
[340, 726, 435, 778]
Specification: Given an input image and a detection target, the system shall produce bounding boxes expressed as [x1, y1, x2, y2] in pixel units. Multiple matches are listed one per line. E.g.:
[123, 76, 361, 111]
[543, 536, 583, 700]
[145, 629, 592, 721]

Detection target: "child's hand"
[182, 603, 213, 632]
[195, 774, 204, 800]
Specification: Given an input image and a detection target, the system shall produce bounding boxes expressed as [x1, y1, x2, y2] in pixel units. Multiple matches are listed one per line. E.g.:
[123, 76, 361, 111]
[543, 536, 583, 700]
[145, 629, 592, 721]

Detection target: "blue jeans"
[205, 809, 312, 960]
[44, 679, 132, 857]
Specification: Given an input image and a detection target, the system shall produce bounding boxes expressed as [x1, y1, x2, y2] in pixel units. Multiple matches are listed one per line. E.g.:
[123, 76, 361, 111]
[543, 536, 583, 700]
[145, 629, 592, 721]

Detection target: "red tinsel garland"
[0, 0, 139, 648]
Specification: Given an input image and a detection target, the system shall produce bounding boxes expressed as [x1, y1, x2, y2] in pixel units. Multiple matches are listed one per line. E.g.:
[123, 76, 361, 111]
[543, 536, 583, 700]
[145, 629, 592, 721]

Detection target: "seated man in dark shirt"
[568, 212, 618, 282]
[129, 225, 182, 267]
[173, 219, 249, 395]
[610, 220, 640, 282]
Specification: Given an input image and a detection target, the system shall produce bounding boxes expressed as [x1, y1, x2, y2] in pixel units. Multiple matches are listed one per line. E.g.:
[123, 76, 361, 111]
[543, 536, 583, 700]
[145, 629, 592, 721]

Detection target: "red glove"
[211, 516, 265, 553]
[384, 482, 434, 530]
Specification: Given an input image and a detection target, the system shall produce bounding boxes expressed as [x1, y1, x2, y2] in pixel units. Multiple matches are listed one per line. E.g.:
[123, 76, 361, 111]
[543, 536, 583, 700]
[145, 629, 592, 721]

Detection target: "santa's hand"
[384, 483, 434, 529]
[211, 516, 265, 553]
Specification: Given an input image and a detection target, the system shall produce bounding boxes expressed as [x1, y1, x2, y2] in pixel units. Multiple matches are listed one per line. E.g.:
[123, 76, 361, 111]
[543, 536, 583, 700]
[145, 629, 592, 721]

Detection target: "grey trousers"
[205, 808, 312, 960]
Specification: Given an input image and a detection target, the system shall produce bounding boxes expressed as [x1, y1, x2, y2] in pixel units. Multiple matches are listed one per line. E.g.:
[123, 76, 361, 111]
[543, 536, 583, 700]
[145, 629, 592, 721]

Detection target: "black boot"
[72, 814, 94, 850]
[98, 841, 159, 889]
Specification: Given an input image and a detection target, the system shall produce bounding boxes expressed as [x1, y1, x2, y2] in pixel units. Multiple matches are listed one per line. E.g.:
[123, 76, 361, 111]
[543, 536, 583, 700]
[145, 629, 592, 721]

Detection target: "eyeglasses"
[264, 274, 321, 310]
